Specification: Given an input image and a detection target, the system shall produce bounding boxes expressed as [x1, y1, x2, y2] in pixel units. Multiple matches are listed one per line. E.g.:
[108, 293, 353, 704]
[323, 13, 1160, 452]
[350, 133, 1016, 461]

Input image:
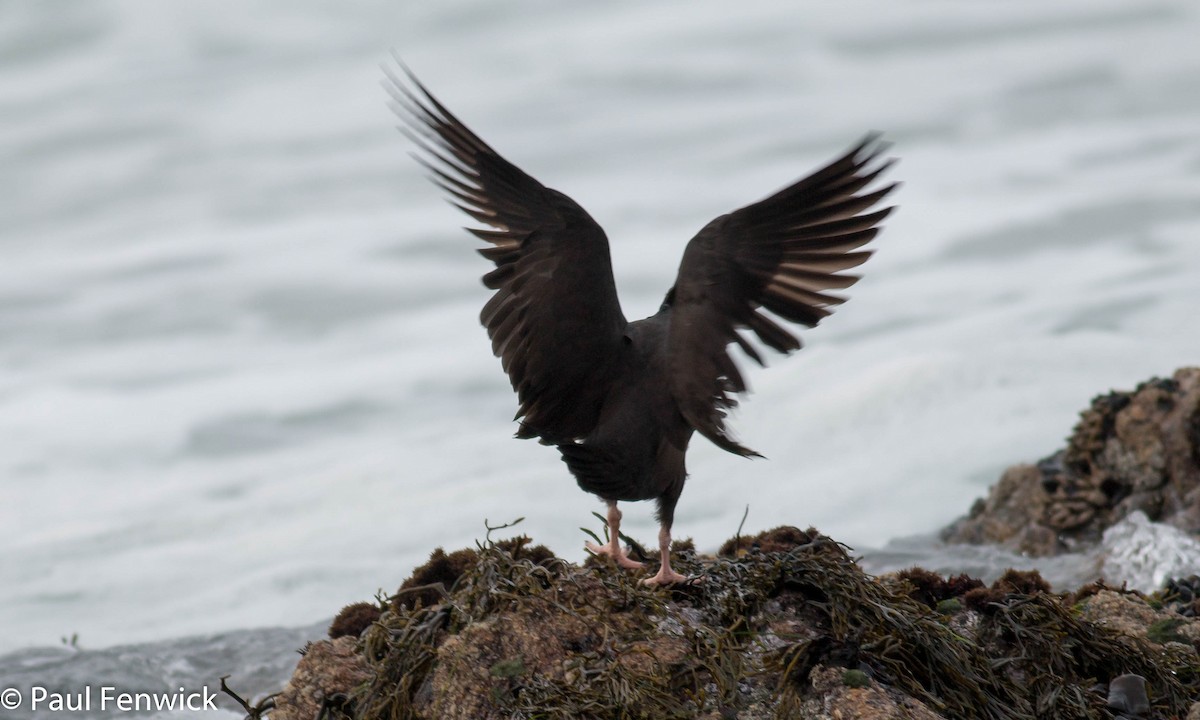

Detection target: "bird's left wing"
[384, 62, 628, 441]
[665, 135, 897, 456]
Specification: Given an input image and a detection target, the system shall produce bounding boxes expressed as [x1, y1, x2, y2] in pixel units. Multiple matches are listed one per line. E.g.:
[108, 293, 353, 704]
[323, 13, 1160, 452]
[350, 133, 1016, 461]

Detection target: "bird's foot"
[585, 540, 644, 570]
[641, 567, 701, 587]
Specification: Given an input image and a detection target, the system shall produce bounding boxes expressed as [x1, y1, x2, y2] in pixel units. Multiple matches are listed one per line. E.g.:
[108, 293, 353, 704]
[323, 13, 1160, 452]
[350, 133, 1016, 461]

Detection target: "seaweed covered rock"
[392, 535, 557, 611]
[943, 367, 1200, 555]
[329, 602, 382, 640]
[268, 530, 1199, 719]
[719, 525, 819, 557]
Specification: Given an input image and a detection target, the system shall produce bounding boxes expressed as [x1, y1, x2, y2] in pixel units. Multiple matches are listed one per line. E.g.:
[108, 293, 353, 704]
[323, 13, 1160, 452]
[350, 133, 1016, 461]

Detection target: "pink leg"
[642, 523, 692, 586]
[585, 502, 643, 569]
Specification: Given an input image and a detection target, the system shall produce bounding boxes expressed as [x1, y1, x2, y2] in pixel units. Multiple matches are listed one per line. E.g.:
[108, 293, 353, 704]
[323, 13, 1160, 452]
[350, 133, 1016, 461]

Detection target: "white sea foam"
[1101, 511, 1200, 593]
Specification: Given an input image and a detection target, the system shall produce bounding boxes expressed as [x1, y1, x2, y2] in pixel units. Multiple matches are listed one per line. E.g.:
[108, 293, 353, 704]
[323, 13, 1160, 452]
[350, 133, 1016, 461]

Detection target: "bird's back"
[558, 312, 692, 504]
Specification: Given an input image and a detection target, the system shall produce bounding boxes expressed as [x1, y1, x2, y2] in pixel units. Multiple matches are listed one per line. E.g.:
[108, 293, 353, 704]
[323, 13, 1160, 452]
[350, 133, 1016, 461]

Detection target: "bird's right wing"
[385, 62, 628, 441]
[664, 136, 897, 455]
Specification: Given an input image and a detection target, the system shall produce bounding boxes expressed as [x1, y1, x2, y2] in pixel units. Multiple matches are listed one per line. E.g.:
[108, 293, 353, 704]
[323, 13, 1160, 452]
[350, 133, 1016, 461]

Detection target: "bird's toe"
[585, 541, 644, 569]
[641, 568, 699, 587]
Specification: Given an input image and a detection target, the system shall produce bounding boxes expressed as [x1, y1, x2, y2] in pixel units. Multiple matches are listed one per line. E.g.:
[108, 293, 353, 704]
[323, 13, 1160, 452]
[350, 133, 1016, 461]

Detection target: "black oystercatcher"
[385, 62, 897, 586]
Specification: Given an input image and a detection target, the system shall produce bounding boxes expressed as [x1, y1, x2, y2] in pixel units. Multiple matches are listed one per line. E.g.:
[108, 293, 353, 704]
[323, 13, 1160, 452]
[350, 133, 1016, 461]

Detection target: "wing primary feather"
[480, 289, 516, 326]
[764, 281, 846, 308]
[387, 76, 490, 165]
[780, 227, 880, 254]
[449, 200, 503, 228]
[788, 207, 894, 240]
[384, 62, 461, 137]
[411, 155, 483, 198]
[394, 101, 486, 175]
[754, 132, 886, 207]
[781, 134, 878, 193]
[745, 311, 801, 353]
[400, 128, 476, 179]
[759, 295, 830, 327]
[774, 267, 861, 291]
[430, 176, 487, 207]
[490, 305, 527, 358]
[391, 58, 497, 159]
[777, 251, 873, 274]
[787, 184, 897, 228]
[732, 331, 764, 366]
[482, 264, 516, 289]
[812, 159, 896, 208]
[477, 246, 521, 263]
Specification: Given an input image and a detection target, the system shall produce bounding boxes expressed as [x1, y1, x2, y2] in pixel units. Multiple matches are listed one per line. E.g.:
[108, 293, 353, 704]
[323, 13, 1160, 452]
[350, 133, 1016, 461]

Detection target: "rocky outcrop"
[942, 367, 1200, 556]
[266, 529, 1199, 720]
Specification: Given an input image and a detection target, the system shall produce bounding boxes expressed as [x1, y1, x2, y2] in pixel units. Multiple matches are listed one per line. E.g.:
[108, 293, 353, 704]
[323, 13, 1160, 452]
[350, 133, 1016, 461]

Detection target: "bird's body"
[386, 62, 897, 584]
[560, 309, 690, 506]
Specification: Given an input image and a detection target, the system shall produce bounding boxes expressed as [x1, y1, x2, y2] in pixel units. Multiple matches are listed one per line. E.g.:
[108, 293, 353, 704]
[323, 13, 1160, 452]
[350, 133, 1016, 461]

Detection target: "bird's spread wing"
[385, 61, 627, 441]
[665, 135, 897, 456]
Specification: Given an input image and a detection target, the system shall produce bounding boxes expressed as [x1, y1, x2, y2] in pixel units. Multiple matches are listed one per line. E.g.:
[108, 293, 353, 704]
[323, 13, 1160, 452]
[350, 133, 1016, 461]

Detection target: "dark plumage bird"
[385, 63, 897, 585]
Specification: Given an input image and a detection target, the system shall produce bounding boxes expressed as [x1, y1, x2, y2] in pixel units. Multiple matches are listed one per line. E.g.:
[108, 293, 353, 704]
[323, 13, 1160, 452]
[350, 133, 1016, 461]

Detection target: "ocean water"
[3, 0, 1200, 711]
